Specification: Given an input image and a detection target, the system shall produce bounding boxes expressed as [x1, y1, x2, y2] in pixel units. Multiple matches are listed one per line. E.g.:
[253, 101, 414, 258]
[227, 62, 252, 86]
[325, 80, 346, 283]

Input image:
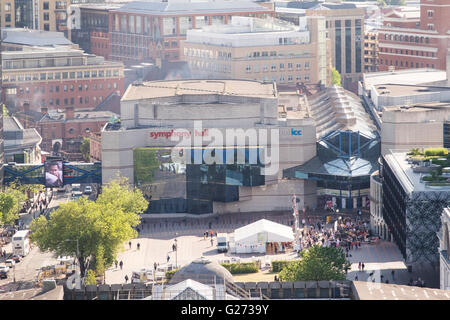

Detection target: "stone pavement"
[346, 241, 439, 288]
[104, 234, 296, 285]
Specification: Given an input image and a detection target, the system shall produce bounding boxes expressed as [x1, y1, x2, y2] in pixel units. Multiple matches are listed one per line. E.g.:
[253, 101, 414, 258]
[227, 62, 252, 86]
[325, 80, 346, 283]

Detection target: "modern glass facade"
[444, 122, 450, 149]
[355, 19, 362, 73]
[134, 147, 265, 214]
[14, 0, 34, 29]
[284, 130, 380, 210]
[382, 156, 408, 259]
[345, 20, 352, 74]
[335, 20, 342, 74]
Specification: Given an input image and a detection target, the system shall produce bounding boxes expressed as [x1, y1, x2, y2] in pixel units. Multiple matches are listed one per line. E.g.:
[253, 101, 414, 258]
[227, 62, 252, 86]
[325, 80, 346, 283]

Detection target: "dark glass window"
[335, 20, 342, 74]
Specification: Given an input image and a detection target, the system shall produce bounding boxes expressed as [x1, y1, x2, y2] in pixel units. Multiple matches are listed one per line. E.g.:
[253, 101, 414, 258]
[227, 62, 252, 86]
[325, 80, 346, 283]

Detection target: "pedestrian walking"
[210, 238, 214, 246]
[358, 262, 361, 271]
[172, 243, 176, 252]
[167, 254, 170, 263]
[125, 275, 129, 283]
[361, 263, 365, 271]
[137, 243, 140, 250]
[154, 262, 157, 271]
[391, 269, 395, 280]
[119, 260, 123, 270]
[355, 275, 358, 281]
[129, 241, 132, 249]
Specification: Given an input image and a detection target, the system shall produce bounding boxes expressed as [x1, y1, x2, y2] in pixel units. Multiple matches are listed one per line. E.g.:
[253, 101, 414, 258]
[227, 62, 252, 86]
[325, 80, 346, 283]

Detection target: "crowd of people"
[297, 216, 371, 252]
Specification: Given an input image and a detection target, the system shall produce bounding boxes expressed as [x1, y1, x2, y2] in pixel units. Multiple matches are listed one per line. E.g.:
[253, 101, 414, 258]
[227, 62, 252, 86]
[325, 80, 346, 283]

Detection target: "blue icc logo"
[291, 128, 302, 136]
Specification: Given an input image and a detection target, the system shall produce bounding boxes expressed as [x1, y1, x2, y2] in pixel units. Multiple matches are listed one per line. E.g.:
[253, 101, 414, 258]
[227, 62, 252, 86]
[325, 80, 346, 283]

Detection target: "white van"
[216, 233, 228, 253]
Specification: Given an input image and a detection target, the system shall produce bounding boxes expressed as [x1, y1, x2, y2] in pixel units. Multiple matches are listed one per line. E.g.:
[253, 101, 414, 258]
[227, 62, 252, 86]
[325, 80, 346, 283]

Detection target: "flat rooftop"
[114, 1, 272, 15]
[1, 28, 73, 47]
[363, 68, 447, 90]
[383, 102, 450, 113]
[384, 151, 450, 194]
[122, 80, 277, 101]
[352, 281, 450, 300]
[374, 84, 450, 97]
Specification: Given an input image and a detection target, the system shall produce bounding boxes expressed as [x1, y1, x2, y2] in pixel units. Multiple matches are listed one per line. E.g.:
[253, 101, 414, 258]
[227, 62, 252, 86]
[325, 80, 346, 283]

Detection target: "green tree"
[95, 244, 106, 279]
[331, 67, 341, 86]
[279, 245, 350, 281]
[80, 137, 90, 162]
[84, 270, 97, 285]
[0, 182, 28, 226]
[30, 178, 148, 277]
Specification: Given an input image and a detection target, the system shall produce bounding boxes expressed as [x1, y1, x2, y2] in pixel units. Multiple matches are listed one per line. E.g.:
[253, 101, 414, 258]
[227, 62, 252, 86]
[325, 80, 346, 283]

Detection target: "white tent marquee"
[233, 219, 294, 254]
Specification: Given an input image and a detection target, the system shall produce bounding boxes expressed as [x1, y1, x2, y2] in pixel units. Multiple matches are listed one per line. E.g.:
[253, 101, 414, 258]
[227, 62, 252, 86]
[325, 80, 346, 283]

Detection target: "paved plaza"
[105, 214, 439, 288]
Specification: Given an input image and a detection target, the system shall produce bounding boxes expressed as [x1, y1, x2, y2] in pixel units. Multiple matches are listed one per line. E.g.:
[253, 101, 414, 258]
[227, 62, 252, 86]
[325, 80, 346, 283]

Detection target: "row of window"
[255, 75, 310, 83]
[246, 62, 310, 72]
[380, 59, 434, 69]
[3, 70, 120, 83]
[18, 82, 118, 95]
[112, 14, 268, 36]
[41, 96, 104, 107]
[383, 33, 430, 44]
[380, 47, 435, 57]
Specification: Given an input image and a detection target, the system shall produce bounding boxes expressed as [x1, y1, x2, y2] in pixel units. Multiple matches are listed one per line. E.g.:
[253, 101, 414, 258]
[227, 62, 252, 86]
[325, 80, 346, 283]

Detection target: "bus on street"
[12, 230, 31, 257]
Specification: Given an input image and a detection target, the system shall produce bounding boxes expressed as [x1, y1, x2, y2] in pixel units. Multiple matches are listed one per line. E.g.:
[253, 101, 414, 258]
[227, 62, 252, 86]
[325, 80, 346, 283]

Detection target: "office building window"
[345, 20, 352, 74]
[335, 20, 342, 73]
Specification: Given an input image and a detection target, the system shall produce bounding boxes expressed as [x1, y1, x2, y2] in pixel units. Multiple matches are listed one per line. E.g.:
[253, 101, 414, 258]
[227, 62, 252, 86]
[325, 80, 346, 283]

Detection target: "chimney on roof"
[65, 106, 75, 120]
[23, 102, 30, 113]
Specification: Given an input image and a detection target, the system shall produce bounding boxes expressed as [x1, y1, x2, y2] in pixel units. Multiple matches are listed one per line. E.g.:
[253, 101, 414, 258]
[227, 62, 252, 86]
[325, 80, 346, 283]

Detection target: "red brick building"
[36, 106, 116, 161]
[1, 46, 124, 113]
[378, 0, 450, 71]
[108, 0, 274, 63]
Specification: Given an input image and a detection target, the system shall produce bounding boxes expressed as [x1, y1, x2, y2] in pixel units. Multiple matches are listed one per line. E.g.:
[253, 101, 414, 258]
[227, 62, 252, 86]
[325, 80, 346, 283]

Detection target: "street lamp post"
[174, 233, 178, 269]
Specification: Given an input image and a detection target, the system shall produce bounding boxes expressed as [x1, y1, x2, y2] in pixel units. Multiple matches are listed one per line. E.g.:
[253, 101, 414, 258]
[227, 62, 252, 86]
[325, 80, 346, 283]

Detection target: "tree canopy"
[80, 137, 90, 162]
[279, 245, 350, 281]
[0, 182, 34, 226]
[331, 67, 341, 86]
[30, 178, 148, 276]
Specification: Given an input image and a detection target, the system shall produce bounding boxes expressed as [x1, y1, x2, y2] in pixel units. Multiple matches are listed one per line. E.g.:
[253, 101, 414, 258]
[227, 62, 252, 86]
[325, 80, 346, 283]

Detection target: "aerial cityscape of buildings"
[0, 0, 449, 303]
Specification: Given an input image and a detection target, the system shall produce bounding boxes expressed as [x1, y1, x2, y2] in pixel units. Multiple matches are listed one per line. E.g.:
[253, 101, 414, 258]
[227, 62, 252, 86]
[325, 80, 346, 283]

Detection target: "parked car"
[0, 265, 9, 274]
[84, 186, 92, 195]
[57, 186, 66, 193]
[5, 259, 15, 267]
[10, 255, 21, 263]
[0, 271, 7, 279]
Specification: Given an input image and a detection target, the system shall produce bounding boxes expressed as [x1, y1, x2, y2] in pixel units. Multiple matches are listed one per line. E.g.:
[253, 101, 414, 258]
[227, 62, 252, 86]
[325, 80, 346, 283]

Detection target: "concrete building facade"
[364, 30, 378, 73]
[275, 2, 365, 92]
[370, 169, 391, 241]
[0, 0, 71, 38]
[108, 0, 274, 64]
[101, 79, 318, 215]
[181, 16, 331, 87]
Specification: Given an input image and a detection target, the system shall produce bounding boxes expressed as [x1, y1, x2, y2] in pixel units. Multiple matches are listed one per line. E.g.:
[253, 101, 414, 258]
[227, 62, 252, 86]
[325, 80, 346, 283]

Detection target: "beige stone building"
[276, 3, 365, 92]
[364, 30, 378, 73]
[181, 16, 331, 87]
[0, 0, 70, 38]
